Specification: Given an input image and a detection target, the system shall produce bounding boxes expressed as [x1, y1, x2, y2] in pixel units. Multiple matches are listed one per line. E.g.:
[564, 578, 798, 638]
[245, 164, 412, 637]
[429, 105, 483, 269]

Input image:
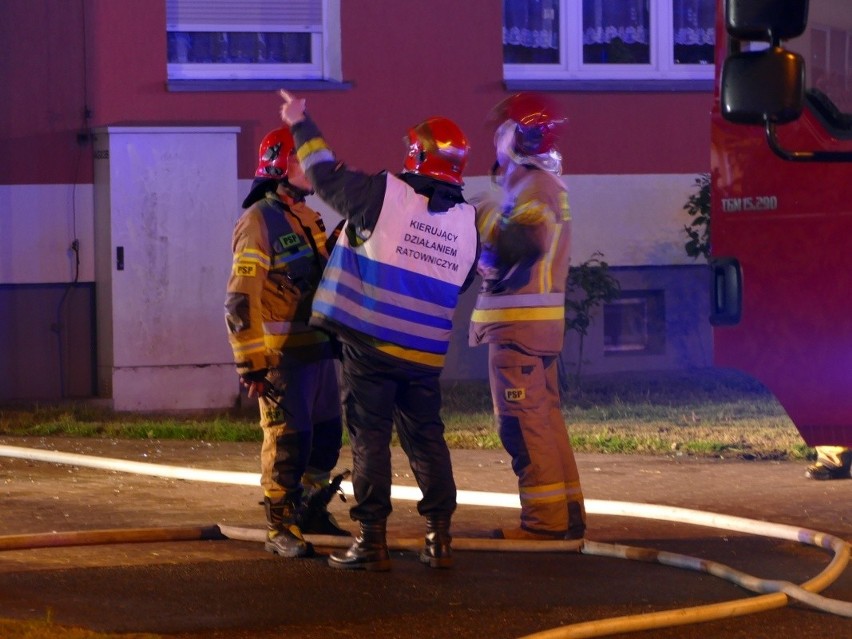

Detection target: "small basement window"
[603, 290, 665, 355]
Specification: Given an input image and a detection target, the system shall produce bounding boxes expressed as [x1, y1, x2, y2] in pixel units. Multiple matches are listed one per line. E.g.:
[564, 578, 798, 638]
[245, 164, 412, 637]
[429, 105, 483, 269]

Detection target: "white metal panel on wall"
[93, 126, 240, 410]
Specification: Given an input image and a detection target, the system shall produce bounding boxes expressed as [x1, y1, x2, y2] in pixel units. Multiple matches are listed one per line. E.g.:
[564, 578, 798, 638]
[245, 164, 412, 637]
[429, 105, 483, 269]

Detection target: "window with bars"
[503, 0, 715, 85]
[166, 0, 340, 82]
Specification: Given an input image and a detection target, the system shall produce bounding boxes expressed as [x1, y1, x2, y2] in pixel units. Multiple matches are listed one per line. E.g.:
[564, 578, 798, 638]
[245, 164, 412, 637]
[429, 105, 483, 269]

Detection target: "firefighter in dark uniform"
[225, 125, 350, 559]
[470, 93, 586, 542]
[279, 89, 480, 571]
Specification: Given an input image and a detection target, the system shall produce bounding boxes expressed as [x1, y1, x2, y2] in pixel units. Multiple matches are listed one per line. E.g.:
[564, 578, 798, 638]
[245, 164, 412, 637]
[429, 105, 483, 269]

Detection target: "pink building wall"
[1, 0, 711, 186]
[0, 0, 714, 402]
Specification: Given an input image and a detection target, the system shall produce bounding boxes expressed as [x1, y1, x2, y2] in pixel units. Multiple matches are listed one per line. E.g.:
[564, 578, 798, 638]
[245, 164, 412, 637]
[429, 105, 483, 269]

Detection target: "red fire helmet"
[254, 126, 295, 179]
[403, 117, 470, 186]
[490, 92, 566, 156]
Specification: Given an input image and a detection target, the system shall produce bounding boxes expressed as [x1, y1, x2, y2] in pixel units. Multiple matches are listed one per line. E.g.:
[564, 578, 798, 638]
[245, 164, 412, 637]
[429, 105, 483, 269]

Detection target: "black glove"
[240, 368, 270, 398]
[306, 470, 351, 509]
[239, 368, 269, 385]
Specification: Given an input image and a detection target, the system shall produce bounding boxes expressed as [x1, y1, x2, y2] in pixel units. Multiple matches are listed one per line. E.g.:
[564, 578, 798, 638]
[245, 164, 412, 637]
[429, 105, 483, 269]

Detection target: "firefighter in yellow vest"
[225, 126, 350, 559]
[470, 93, 586, 541]
[279, 89, 480, 571]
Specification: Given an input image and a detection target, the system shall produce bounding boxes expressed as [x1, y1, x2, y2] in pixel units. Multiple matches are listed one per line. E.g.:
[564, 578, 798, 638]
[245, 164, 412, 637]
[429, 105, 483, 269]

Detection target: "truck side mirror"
[722, 1, 852, 162]
[721, 48, 804, 125]
[726, 0, 809, 43]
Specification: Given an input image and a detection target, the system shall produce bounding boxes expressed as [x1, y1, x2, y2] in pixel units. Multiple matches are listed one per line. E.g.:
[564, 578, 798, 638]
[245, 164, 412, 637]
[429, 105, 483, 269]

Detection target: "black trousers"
[339, 342, 457, 522]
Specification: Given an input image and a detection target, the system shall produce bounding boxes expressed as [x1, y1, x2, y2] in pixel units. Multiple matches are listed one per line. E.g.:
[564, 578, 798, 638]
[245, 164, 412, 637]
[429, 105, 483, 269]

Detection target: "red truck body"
[710, 0, 852, 446]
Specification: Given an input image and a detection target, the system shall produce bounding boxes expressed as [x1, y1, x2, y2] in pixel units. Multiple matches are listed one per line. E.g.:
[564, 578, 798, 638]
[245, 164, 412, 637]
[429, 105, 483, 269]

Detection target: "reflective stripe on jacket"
[312, 175, 478, 369]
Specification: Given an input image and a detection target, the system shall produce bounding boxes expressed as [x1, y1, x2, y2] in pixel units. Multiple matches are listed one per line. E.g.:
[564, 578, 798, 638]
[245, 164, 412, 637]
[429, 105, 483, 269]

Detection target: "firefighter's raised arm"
[279, 90, 306, 126]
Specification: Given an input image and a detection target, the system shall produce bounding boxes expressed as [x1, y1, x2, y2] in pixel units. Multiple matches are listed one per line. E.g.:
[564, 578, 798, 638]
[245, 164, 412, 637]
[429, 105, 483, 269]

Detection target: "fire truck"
[711, 0, 852, 447]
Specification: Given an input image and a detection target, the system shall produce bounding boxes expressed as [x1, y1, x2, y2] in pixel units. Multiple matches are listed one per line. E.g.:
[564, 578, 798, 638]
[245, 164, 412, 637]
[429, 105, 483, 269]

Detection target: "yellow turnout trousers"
[488, 343, 586, 537]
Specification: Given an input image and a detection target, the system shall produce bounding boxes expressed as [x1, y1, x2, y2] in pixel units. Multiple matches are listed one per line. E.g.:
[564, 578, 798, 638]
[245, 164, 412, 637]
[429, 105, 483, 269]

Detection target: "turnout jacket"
[469, 166, 571, 356]
[225, 189, 336, 374]
[291, 116, 480, 371]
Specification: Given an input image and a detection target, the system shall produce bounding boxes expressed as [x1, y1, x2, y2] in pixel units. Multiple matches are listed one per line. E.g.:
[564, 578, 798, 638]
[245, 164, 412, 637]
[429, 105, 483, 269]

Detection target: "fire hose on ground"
[0, 443, 850, 639]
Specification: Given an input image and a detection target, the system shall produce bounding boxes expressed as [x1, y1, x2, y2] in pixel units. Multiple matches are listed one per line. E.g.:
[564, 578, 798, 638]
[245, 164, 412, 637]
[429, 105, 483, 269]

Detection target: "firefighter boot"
[299, 472, 353, 536]
[327, 520, 391, 571]
[806, 446, 852, 480]
[264, 496, 312, 558]
[419, 515, 453, 569]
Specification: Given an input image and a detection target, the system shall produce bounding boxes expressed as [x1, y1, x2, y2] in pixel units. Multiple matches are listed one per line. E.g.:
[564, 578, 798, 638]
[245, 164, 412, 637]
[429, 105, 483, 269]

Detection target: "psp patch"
[278, 232, 301, 248]
[504, 387, 526, 401]
[234, 262, 257, 277]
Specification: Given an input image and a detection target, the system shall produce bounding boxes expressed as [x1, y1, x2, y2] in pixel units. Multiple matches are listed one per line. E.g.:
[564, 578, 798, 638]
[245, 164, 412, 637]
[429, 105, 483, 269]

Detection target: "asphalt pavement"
[0, 438, 850, 638]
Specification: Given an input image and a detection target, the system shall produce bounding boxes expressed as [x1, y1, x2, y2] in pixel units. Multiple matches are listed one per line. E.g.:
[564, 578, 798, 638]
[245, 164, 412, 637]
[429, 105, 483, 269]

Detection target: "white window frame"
[166, 0, 341, 82]
[504, 0, 715, 83]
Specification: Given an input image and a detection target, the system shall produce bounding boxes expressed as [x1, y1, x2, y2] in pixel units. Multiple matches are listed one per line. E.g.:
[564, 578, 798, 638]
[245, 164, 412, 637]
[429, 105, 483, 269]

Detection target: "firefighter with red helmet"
[470, 92, 586, 542]
[279, 90, 480, 571]
[225, 125, 351, 559]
